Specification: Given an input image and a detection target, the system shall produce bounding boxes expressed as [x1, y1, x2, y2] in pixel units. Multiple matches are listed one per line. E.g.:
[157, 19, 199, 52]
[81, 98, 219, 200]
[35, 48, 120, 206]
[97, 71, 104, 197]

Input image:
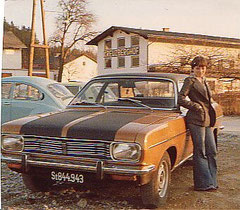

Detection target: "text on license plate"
[51, 171, 84, 183]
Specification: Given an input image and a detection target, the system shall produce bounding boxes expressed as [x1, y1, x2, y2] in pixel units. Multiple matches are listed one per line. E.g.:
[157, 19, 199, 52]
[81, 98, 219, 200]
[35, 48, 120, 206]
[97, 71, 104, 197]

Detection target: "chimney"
[162, 28, 170, 32]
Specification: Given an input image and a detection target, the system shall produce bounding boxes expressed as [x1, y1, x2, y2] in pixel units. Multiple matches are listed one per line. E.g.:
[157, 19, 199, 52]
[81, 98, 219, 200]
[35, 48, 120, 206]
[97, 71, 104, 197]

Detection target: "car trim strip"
[148, 130, 189, 149]
[171, 154, 193, 172]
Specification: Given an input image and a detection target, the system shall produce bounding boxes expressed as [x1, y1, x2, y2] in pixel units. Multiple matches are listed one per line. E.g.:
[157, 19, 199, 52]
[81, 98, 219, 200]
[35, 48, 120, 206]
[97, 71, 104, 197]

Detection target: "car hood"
[2, 108, 178, 142]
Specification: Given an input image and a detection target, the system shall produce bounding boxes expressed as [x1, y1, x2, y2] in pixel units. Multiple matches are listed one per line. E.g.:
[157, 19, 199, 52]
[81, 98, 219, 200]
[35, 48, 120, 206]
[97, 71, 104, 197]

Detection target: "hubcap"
[157, 160, 168, 197]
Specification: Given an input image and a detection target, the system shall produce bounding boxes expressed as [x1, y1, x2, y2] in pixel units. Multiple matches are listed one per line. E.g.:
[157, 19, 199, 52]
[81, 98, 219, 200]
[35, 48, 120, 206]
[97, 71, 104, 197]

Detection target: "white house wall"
[2, 49, 22, 69]
[62, 55, 97, 82]
[148, 42, 240, 65]
[97, 30, 148, 74]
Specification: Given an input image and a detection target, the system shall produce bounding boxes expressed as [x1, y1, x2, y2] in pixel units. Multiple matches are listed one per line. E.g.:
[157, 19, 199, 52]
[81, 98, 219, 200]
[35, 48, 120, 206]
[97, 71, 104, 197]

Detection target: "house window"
[117, 38, 125, 48]
[131, 36, 139, 46]
[105, 58, 112, 68]
[131, 56, 139, 67]
[118, 57, 125, 68]
[83, 61, 86, 66]
[104, 40, 112, 49]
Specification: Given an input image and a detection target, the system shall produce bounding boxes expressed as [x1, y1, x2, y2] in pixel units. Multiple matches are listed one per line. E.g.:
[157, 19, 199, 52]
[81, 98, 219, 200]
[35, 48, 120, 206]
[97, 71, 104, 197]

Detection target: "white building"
[2, 31, 27, 76]
[2, 31, 58, 80]
[62, 54, 97, 83]
[87, 26, 240, 78]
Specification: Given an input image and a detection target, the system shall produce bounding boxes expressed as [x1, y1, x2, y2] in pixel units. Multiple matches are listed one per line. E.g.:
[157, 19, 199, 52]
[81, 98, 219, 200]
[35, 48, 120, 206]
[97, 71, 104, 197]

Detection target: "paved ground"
[222, 116, 240, 134]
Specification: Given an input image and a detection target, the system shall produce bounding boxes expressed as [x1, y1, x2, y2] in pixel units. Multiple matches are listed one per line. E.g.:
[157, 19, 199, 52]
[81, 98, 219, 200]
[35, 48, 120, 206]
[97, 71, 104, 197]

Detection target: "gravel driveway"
[1, 132, 240, 209]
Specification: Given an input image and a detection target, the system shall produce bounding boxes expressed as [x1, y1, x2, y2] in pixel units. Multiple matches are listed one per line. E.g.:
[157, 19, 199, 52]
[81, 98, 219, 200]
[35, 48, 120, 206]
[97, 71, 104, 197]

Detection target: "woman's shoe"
[194, 186, 218, 191]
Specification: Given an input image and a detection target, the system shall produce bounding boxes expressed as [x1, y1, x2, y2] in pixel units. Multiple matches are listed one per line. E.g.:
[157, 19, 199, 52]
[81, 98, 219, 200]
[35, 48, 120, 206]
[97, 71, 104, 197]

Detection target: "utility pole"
[28, 0, 50, 78]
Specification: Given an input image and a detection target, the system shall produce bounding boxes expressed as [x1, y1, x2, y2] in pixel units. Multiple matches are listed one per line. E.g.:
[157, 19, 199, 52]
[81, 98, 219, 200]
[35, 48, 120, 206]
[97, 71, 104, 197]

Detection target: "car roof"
[62, 81, 85, 86]
[2, 76, 57, 87]
[93, 72, 188, 83]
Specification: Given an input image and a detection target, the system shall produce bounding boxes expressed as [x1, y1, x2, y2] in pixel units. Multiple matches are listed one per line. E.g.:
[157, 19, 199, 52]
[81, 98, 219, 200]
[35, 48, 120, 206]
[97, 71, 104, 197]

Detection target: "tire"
[140, 152, 171, 208]
[22, 173, 53, 192]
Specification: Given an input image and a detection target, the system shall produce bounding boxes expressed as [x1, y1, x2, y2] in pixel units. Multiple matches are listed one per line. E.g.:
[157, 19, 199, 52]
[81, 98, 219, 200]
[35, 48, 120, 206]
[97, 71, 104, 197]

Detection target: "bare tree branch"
[50, 0, 97, 82]
[150, 45, 240, 78]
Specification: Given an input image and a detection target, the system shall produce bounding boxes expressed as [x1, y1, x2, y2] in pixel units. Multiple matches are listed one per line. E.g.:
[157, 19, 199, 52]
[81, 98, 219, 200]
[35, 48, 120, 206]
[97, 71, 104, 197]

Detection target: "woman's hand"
[194, 103, 204, 112]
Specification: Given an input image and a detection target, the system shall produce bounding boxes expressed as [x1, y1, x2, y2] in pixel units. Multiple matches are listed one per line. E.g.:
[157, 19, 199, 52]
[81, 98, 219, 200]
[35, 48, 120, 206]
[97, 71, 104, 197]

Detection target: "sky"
[2, 0, 240, 44]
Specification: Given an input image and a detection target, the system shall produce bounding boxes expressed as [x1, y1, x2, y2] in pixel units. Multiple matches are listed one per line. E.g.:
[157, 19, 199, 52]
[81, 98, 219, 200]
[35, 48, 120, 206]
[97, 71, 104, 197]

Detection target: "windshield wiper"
[118, 98, 153, 111]
[71, 101, 107, 109]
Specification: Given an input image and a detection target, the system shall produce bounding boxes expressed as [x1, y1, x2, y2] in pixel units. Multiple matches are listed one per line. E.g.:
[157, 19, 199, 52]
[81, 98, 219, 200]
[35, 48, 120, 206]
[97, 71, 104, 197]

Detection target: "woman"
[178, 56, 218, 191]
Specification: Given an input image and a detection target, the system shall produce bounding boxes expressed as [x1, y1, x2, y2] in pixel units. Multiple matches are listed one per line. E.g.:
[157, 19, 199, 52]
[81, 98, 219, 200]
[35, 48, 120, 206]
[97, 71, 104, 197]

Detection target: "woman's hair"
[191, 56, 208, 69]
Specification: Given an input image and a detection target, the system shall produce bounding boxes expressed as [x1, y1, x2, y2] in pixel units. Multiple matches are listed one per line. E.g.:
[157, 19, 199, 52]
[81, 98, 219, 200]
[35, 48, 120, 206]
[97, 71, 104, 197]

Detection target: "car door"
[1, 82, 13, 124]
[10, 82, 44, 121]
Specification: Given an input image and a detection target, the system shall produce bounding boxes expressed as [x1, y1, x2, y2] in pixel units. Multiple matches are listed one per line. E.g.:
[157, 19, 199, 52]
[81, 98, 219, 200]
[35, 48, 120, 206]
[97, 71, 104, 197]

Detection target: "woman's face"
[193, 65, 206, 78]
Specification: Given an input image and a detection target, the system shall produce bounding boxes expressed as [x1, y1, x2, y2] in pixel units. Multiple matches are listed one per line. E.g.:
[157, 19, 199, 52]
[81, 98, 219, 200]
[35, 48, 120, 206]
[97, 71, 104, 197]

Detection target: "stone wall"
[213, 92, 240, 115]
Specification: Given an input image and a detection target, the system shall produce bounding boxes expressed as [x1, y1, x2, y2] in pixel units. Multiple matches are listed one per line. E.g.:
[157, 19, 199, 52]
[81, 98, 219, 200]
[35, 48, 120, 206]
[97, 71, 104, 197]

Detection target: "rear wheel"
[22, 173, 53, 192]
[140, 152, 171, 208]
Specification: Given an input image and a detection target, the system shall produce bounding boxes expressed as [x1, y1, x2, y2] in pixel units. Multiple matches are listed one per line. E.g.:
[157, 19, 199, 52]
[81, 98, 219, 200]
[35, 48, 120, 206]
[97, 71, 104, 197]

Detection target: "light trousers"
[188, 124, 217, 190]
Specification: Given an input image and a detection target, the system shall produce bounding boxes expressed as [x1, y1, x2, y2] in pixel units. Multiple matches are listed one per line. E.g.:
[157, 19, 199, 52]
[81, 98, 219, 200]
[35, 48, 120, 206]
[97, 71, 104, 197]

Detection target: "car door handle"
[3, 102, 11, 105]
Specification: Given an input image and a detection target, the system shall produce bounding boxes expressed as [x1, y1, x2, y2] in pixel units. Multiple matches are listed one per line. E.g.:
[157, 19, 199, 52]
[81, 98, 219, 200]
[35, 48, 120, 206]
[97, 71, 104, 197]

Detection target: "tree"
[51, 0, 97, 82]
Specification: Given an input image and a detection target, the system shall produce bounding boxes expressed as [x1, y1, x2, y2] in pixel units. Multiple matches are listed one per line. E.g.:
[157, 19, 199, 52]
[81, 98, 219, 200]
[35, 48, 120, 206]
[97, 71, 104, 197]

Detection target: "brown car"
[1, 73, 223, 208]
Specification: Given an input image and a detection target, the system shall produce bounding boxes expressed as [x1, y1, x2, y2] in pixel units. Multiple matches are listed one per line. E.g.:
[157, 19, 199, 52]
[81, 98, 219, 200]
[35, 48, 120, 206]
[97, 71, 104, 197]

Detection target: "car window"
[80, 82, 106, 103]
[178, 80, 184, 92]
[135, 81, 174, 98]
[13, 83, 42, 100]
[70, 78, 176, 109]
[47, 83, 73, 105]
[1, 83, 12, 99]
[65, 86, 80, 95]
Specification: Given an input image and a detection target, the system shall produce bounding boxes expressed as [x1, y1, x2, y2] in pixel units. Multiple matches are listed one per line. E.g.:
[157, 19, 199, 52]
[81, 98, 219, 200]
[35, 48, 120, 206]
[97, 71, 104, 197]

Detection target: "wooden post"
[40, 0, 50, 78]
[28, 0, 36, 76]
[28, 0, 50, 78]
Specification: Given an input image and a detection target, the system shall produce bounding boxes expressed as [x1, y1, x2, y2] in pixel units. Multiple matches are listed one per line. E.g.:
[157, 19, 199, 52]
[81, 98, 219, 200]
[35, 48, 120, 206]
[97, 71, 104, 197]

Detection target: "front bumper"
[1, 153, 155, 177]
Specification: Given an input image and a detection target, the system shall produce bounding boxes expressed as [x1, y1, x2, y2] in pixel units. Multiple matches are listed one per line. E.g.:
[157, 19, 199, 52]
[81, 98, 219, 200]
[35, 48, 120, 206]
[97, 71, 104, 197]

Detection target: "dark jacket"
[178, 76, 216, 127]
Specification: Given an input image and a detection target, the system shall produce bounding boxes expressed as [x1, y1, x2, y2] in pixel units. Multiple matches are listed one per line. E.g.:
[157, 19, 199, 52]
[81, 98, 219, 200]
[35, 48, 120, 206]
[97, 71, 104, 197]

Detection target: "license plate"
[51, 171, 84, 183]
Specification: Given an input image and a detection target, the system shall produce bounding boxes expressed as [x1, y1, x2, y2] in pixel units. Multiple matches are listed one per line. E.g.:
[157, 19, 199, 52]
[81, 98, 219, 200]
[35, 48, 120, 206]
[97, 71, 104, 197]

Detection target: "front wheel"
[140, 152, 171, 208]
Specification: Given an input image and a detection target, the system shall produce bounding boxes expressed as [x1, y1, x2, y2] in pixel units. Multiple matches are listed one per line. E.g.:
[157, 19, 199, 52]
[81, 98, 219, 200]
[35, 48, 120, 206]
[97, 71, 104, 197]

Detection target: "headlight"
[1, 135, 24, 151]
[111, 143, 141, 161]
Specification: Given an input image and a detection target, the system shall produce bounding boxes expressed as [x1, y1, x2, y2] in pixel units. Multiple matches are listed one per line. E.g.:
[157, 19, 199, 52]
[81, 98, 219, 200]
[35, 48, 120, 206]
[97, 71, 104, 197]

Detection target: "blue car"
[1, 76, 74, 124]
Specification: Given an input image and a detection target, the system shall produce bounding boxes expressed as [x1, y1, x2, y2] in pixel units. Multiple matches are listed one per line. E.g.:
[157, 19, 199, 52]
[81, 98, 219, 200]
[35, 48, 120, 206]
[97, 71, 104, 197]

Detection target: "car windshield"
[48, 83, 73, 104]
[69, 78, 176, 109]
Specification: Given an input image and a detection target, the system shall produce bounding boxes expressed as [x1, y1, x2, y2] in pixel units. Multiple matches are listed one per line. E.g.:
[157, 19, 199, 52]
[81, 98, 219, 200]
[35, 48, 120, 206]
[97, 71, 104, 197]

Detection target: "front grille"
[24, 137, 112, 160]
